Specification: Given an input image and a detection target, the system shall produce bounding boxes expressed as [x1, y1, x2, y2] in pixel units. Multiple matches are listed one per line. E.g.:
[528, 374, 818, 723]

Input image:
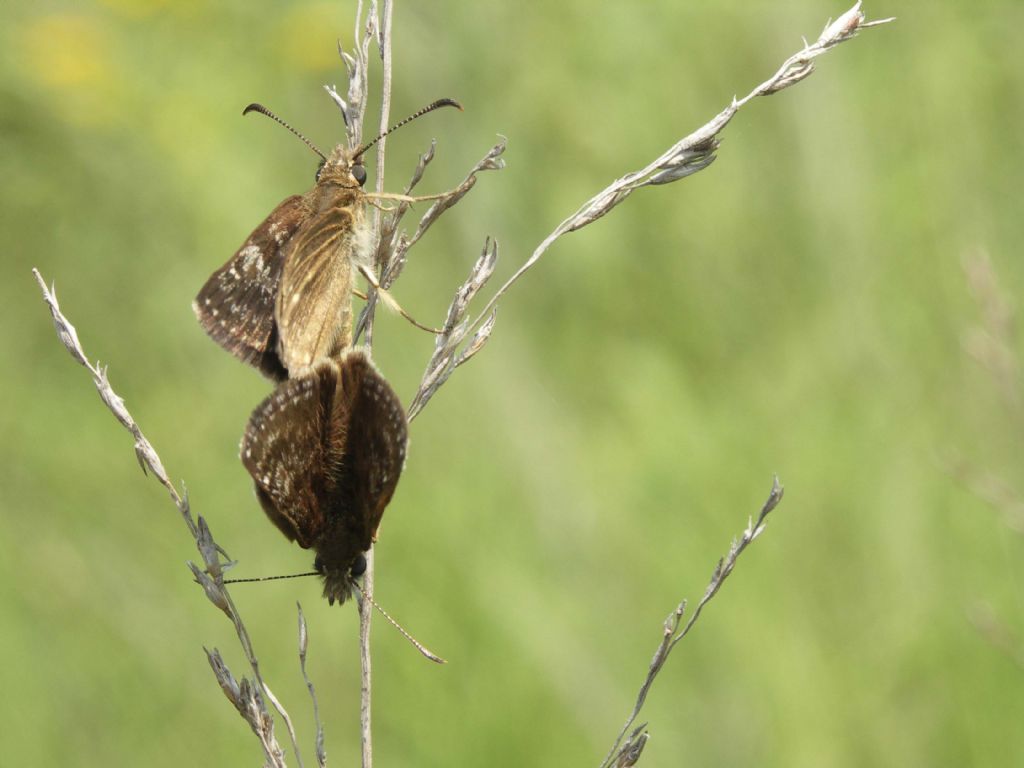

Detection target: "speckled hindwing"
[240, 360, 337, 548]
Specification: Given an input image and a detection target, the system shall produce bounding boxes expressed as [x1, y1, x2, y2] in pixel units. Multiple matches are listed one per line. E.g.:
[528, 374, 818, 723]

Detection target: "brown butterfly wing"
[240, 362, 338, 548]
[194, 194, 310, 380]
[275, 201, 363, 373]
[325, 349, 408, 552]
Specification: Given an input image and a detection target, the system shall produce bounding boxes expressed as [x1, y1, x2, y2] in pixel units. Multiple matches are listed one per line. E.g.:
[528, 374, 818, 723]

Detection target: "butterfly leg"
[353, 264, 441, 334]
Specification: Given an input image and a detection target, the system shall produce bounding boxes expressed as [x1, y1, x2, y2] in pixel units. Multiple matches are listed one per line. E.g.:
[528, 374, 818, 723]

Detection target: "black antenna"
[243, 103, 327, 161]
[354, 98, 463, 159]
[224, 571, 318, 584]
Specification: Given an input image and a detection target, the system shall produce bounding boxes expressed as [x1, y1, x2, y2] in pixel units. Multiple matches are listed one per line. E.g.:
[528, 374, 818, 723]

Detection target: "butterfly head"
[243, 98, 461, 193]
[315, 551, 368, 606]
[315, 145, 368, 188]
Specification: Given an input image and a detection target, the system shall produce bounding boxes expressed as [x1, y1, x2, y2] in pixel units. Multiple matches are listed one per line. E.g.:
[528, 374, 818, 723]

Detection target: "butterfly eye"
[350, 554, 367, 578]
[351, 164, 367, 186]
[315, 159, 326, 182]
[313, 554, 325, 574]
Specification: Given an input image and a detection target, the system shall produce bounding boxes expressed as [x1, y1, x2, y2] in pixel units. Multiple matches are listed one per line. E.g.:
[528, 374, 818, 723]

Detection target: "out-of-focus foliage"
[2, 1, 1022, 766]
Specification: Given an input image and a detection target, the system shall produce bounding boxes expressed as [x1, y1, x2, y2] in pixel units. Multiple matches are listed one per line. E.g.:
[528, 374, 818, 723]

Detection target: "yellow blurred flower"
[278, 3, 348, 73]
[22, 14, 111, 89]
[18, 14, 123, 126]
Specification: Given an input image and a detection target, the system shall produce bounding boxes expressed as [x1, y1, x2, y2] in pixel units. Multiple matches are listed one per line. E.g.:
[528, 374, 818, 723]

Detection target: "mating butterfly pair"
[193, 102, 437, 604]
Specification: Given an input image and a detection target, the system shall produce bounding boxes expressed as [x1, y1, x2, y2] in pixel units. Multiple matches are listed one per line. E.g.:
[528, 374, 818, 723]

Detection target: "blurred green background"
[2, 0, 1022, 765]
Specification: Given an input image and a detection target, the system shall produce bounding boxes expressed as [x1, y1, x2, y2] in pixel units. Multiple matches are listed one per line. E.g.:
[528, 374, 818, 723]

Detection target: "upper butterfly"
[193, 99, 462, 380]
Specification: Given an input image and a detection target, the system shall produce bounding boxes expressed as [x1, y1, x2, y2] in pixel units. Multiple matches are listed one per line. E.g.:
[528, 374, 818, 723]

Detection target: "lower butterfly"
[240, 349, 408, 605]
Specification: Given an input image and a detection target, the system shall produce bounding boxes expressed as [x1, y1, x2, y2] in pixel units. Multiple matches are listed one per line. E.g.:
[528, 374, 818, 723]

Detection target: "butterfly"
[240, 349, 408, 605]
[193, 99, 461, 380]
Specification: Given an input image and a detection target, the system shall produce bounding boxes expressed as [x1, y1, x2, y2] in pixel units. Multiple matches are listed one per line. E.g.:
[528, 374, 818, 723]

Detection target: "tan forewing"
[194, 194, 310, 380]
[275, 203, 361, 373]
